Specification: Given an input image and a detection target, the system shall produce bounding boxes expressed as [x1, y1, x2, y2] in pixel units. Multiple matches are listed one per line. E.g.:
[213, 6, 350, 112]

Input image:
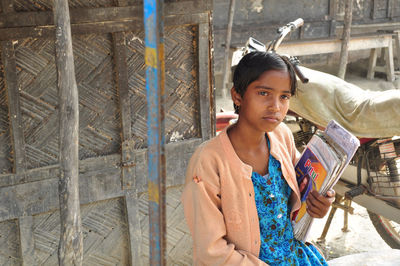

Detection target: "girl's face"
[232, 69, 291, 133]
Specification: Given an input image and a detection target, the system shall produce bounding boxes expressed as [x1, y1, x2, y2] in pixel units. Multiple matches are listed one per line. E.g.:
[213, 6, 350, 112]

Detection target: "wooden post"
[394, 30, 400, 69]
[53, 0, 83, 265]
[221, 0, 236, 99]
[199, 22, 213, 141]
[338, 0, 353, 79]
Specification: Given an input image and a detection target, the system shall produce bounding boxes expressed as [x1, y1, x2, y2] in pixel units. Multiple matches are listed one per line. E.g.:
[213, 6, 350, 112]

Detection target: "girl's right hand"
[305, 189, 335, 218]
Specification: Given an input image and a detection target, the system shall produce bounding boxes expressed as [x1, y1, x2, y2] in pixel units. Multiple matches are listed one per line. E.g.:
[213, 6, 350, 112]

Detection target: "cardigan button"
[249, 192, 252, 197]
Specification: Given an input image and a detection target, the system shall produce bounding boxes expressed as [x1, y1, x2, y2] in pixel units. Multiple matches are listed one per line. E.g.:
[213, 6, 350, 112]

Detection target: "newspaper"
[292, 120, 360, 241]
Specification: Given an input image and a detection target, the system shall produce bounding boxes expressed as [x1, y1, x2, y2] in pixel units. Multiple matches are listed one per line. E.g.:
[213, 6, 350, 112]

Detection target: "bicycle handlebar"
[271, 18, 304, 52]
[288, 18, 304, 31]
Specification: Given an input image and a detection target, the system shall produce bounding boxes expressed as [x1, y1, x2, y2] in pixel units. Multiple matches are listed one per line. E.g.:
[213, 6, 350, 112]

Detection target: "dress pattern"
[251, 139, 328, 265]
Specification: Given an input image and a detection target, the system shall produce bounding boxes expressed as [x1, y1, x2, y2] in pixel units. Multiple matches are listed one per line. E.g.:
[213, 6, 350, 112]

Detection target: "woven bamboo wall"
[32, 198, 130, 265]
[126, 26, 200, 149]
[0, 0, 213, 265]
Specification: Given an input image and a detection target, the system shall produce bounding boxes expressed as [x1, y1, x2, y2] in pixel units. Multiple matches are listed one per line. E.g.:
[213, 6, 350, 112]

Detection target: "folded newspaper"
[292, 120, 360, 241]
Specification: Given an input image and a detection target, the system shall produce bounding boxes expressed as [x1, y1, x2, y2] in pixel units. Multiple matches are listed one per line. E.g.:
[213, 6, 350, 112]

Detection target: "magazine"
[292, 120, 360, 241]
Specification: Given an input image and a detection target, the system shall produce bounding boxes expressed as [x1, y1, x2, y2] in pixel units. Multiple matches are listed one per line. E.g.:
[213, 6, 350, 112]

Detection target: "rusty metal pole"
[53, 0, 83, 264]
[143, 0, 166, 265]
[338, 0, 353, 79]
[221, 0, 236, 99]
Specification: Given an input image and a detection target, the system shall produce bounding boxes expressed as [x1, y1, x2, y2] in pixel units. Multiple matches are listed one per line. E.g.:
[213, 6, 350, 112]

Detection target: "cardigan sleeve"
[181, 155, 268, 266]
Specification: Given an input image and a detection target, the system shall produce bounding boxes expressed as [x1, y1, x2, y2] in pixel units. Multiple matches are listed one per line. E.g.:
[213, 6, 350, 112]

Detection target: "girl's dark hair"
[232, 51, 297, 113]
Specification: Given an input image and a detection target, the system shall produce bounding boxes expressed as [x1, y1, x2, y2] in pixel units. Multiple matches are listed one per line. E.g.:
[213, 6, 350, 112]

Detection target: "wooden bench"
[277, 33, 395, 81]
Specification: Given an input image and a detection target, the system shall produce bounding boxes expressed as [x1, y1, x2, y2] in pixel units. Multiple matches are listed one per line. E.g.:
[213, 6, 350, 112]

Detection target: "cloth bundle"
[290, 67, 400, 138]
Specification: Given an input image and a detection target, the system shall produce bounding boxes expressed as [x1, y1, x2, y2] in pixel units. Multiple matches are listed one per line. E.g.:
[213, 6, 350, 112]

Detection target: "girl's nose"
[268, 97, 280, 112]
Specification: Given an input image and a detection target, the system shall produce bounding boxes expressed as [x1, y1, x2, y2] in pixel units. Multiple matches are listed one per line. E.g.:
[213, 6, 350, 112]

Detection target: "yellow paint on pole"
[145, 47, 157, 68]
[148, 180, 159, 203]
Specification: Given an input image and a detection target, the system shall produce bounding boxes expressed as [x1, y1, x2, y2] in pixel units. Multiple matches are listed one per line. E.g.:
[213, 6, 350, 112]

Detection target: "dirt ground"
[215, 59, 399, 262]
[308, 202, 392, 260]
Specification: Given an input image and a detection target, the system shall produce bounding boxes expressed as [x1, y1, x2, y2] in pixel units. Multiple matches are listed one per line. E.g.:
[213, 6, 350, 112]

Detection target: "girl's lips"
[262, 116, 279, 122]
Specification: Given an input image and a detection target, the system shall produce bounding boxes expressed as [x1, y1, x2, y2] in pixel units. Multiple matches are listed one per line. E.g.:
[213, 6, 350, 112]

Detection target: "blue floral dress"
[251, 139, 327, 265]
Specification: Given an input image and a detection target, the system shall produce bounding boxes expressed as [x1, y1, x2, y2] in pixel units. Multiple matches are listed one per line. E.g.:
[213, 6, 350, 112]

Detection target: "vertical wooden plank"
[221, 0, 236, 99]
[372, 0, 378, 19]
[337, 0, 353, 79]
[112, 1, 143, 264]
[112, 29, 134, 190]
[1, 2, 30, 264]
[299, 25, 305, 39]
[113, 0, 142, 264]
[1, 0, 14, 12]
[112, 30, 135, 191]
[1, 41, 27, 174]
[329, 0, 337, 18]
[143, 0, 166, 265]
[198, 22, 213, 141]
[384, 39, 395, 81]
[388, 0, 394, 18]
[1, 0, 27, 175]
[329, 0, 337, 37]
[53, 0, 83, 264]
[394, 30, 400, 69]
[367, 48, 378, 79]
[124, 189, 142, 266]
[121, 141, 142, 266]
[112, 38, 131, 142]
[113, 33, 131, 142]
[19, 216, 37, 266]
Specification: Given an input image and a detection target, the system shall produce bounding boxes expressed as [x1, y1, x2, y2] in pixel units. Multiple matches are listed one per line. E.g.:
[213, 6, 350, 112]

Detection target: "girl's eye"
[258, 91, 268, 96]
[281, 95, 291, 100]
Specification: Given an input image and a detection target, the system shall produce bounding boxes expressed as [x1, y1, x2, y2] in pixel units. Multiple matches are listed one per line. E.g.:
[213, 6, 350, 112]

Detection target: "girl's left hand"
[305, 189, 335, 218]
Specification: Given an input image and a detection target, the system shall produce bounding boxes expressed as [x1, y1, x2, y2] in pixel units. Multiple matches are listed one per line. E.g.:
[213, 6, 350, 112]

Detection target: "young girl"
[182, 52, 334, 265]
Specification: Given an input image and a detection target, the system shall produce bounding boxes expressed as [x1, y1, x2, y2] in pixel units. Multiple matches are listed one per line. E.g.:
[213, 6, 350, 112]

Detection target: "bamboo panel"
[13, 26, 200, 167]
[127, 25, 200, 149]
[11, 0, 190, 12]
[12, 0, 115, 12]
[32, 198, 129, 265]
[0, 219, 21, 265]
[14, 34, 121, 169]
[139, 185, 193, 265]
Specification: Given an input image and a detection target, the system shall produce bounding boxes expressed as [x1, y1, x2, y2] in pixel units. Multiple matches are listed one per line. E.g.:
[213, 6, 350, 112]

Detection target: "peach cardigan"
[181, 123, 301, 265]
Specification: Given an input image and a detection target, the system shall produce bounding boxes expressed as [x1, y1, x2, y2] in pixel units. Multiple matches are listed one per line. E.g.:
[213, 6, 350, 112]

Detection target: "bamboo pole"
[143, 0, 166, 265]
[53, 0, 83, 264]
[338, 0, 353, 79]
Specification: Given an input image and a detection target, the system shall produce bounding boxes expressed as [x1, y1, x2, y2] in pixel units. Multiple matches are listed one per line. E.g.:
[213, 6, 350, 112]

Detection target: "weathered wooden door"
[0, 0, 213, 265]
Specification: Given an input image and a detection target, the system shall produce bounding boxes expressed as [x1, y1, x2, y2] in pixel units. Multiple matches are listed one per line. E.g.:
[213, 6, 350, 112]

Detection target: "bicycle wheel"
[368, 210, 400, 249]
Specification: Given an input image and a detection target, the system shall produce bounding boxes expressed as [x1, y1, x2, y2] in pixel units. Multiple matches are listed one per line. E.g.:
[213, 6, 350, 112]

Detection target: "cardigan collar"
[217, 123, 301, 213]
[218, 124, 284, 179]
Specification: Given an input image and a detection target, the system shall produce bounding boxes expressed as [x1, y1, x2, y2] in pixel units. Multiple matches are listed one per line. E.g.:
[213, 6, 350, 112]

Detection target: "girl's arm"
[182, 159, 267, 266]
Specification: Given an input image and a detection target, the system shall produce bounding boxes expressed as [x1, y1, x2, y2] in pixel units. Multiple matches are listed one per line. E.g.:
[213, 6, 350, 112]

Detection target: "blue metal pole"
[143, 0, 166, 265]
